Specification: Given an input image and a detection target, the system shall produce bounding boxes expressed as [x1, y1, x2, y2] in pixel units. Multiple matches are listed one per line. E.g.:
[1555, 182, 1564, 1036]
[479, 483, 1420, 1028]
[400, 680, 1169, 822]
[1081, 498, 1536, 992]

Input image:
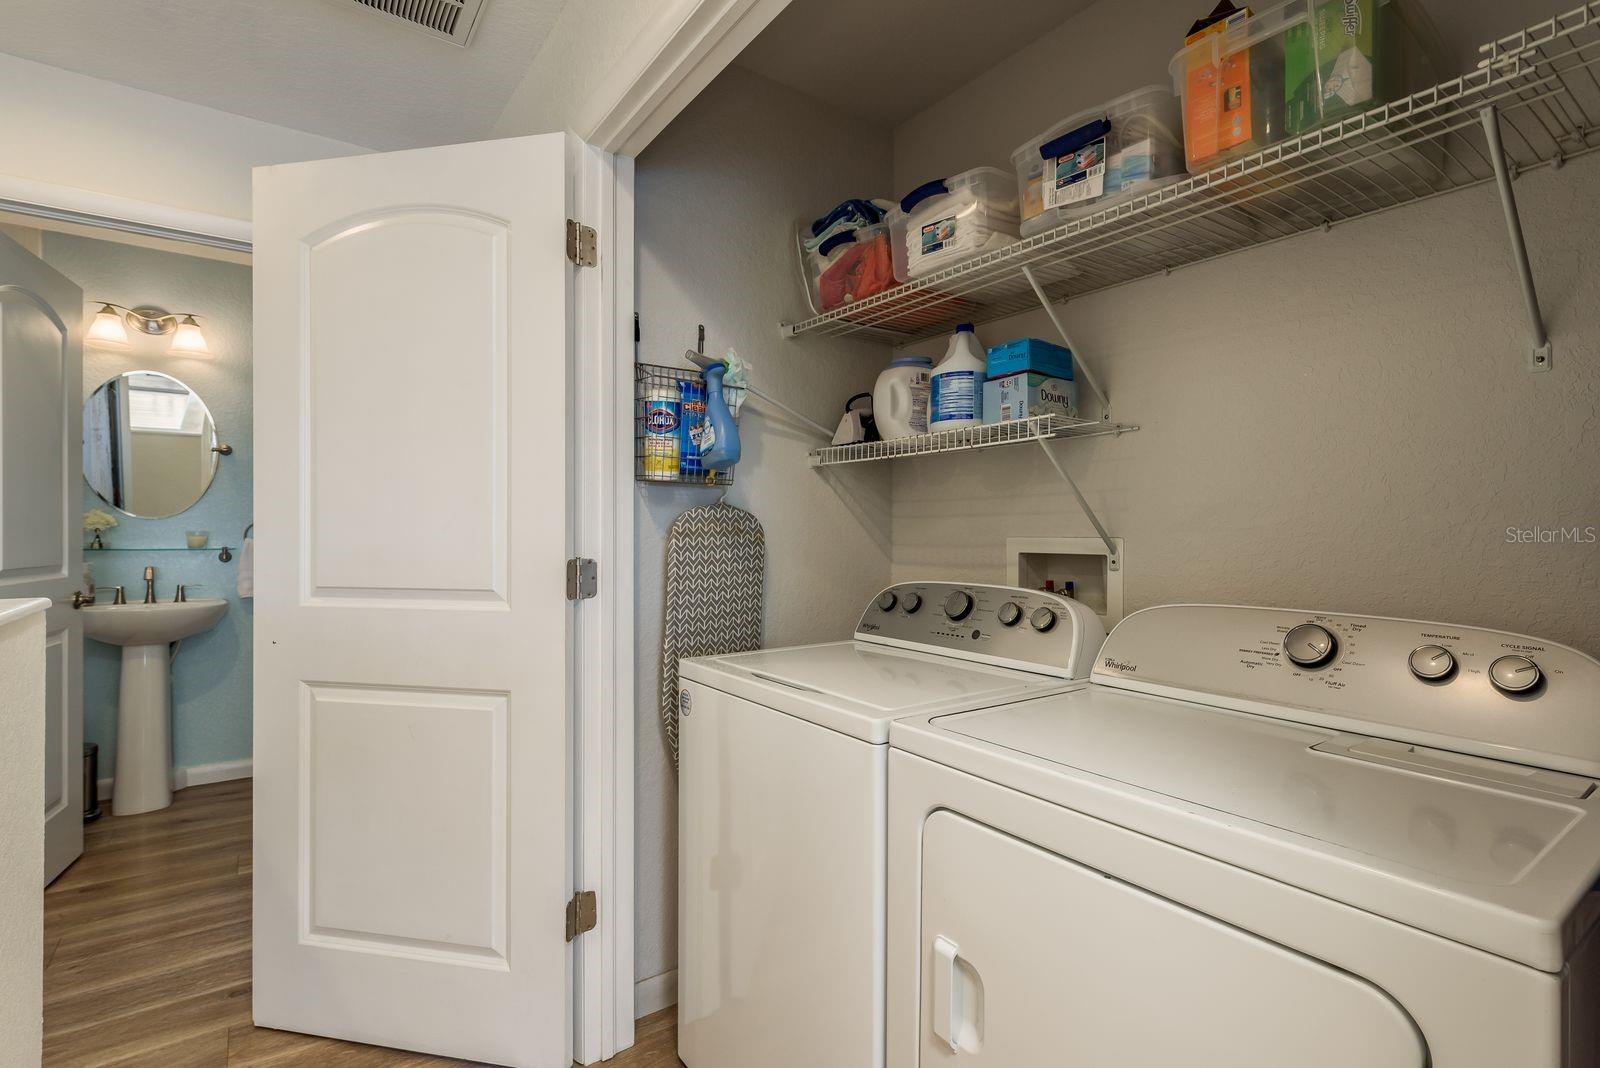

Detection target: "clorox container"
[643, 385, 681, 480]
[930, 324, 986, 431]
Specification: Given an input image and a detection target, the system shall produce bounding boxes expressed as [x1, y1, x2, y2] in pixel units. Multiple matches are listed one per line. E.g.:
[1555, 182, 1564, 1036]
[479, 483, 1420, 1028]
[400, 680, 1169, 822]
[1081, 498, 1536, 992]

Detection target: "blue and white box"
[986, 337, 1074, 381]
[983, 371, 1079, 424]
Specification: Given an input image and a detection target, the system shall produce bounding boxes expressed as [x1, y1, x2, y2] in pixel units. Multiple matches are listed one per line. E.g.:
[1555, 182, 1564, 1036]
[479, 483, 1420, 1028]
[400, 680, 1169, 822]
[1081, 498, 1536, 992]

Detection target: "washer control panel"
[856, 582, 1105, 679]
[1092, 605, 1600, 777]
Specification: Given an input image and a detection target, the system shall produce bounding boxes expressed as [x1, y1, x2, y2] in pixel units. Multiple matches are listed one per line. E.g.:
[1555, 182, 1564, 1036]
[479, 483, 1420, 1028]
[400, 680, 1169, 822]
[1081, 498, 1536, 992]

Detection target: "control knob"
[876, 591, 897, 613]
[1283, 623, 1337, 668]
[997, 602, 1023, 627]
[903, 593, 922, 614]
[1029, 607, 1058, 632]
[1489, 655, 1542, 695]
[1408, 645, 1456, 681]
[943, 591, 974, 622]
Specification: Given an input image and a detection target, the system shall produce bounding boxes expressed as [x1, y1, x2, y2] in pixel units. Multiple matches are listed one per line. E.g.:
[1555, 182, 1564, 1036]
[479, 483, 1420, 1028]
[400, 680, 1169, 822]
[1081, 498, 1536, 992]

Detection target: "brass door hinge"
[566, 890, 598, 942]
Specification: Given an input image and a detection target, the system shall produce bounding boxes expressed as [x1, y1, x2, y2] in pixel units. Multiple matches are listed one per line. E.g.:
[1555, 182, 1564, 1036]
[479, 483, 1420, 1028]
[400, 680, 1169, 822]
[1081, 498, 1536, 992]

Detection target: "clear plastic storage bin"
[891, 167, 1021, 280]
[796, 220, 898, 317]
[1014, 85, 1187, 238]
[1171, 0, 1442, 173]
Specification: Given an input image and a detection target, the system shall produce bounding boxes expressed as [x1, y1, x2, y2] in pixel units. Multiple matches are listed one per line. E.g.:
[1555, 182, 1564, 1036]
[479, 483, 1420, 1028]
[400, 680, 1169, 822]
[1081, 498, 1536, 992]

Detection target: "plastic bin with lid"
[795, 221, 898, 316]
[1170, 0, 1444, 173]
[891, 168, 1020, 281]
[1014, 85, 1187, 239]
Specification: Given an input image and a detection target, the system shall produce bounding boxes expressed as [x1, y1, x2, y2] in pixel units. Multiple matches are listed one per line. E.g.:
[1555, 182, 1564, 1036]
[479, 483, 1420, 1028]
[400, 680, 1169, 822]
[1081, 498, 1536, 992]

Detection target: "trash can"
[83, 743, 102, 823]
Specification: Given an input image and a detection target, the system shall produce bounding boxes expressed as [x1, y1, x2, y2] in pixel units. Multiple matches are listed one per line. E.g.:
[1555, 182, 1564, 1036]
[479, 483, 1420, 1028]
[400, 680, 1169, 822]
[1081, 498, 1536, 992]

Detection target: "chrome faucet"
[143, 565, 157, 605]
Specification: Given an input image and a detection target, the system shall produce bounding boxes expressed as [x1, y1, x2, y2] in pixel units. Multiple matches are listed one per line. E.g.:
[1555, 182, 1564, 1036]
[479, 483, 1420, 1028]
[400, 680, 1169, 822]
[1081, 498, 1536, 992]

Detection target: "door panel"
[919, 811, 1427, 1066]
[304, 209, 508, 603]
[0, 233, 84, 885]
[253, 135, 576, 1068]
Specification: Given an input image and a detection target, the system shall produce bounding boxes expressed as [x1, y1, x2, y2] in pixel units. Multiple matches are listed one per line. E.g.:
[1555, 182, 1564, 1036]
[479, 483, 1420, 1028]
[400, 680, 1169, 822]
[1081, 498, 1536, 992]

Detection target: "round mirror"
[83, 371, 221, 519]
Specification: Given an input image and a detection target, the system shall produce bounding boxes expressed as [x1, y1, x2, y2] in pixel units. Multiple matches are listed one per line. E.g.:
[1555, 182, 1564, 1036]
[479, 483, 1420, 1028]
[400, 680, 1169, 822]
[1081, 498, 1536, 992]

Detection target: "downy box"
[983, 372, 1079, 423]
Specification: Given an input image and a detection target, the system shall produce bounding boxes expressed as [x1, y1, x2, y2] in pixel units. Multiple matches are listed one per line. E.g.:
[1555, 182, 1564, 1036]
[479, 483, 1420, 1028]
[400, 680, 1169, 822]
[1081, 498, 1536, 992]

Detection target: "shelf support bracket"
[1037, 439, 1119, 571]
[1480, 105, 1553, 374]
[1021, 265, 1111, 419]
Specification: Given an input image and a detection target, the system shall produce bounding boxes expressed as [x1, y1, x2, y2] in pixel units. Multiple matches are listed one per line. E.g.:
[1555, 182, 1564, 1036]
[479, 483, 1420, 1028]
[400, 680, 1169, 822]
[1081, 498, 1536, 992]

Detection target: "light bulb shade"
[167, 315, 210, 356]
[86, 304, 129, 347]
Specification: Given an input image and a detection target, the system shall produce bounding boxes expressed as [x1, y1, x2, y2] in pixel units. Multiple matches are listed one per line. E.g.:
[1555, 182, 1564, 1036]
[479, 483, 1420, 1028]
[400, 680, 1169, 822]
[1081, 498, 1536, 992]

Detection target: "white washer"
[677, 582, 1106, 1068]
[887, 605, 1600, 1067]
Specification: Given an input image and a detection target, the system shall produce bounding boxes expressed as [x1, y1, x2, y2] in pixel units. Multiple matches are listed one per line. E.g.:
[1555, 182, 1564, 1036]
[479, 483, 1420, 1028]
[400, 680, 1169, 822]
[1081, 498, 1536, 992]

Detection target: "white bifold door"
[0, 231, 84, 885]
[252, 134, 584, 1067]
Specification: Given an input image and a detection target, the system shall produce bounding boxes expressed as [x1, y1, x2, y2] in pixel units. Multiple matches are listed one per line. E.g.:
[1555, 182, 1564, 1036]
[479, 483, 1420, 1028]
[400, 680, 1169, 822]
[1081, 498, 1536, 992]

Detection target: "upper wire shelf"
[782, 2, 1600, 343]
[810, 414, 1137, 467]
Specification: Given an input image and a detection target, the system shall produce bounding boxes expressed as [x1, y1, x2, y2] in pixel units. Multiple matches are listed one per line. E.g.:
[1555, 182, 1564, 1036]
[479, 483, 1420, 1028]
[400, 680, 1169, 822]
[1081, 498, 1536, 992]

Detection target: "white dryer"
[677, 582, 1105, 1068]
[887, 605, 1600, 1068]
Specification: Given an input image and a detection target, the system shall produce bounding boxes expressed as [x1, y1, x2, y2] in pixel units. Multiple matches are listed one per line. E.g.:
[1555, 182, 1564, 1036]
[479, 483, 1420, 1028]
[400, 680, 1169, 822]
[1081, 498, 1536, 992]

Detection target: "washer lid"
[902, 686, 1600, 971]
[680, 641, 1070, 743]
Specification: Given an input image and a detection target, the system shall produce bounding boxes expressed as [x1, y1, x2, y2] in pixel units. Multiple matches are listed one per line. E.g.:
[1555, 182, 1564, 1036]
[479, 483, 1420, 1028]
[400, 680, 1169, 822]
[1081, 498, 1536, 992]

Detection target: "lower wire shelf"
[809, 414, 1137, 467]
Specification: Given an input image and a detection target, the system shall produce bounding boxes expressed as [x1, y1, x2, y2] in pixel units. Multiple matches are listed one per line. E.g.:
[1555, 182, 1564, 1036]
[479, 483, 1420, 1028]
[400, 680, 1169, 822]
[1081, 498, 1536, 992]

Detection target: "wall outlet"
[1006, 537, 1124, 629]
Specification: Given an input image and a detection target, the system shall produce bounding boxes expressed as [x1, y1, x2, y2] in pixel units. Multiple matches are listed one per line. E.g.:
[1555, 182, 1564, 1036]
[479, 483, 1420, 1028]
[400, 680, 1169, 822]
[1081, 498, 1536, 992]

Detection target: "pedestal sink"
[82, 598, 228, 815]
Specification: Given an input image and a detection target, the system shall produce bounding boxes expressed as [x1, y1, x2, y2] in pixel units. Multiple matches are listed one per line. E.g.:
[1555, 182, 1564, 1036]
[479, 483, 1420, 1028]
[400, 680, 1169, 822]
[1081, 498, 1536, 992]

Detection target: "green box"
[1286, 0, 1380, 136]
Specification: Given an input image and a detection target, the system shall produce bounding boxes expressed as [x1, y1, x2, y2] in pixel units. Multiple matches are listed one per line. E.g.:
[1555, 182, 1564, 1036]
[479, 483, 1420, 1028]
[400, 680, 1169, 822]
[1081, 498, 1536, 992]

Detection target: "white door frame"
[575, 0, 794, 1054]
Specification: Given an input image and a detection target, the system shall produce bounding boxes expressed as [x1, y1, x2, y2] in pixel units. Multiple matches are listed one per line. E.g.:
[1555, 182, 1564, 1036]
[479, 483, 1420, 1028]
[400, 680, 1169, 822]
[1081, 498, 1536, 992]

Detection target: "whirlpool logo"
[1102, 657, 1139, 673]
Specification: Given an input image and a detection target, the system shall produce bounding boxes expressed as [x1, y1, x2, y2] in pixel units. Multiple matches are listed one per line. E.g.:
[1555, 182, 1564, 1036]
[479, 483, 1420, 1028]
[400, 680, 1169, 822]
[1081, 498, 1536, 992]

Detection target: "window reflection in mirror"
[83, 371, 220, 519]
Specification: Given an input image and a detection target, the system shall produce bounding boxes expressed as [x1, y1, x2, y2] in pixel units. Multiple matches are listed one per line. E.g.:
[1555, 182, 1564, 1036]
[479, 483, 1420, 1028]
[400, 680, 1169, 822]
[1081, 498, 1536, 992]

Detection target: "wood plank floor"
[44, 779, 681, 1067]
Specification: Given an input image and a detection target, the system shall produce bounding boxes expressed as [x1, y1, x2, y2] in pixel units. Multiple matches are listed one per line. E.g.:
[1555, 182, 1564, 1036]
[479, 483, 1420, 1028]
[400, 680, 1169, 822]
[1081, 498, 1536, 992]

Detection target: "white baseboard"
[634, 970, 677, 1018]
[95, 759, 252, 801]
[175, 759, 252, 790]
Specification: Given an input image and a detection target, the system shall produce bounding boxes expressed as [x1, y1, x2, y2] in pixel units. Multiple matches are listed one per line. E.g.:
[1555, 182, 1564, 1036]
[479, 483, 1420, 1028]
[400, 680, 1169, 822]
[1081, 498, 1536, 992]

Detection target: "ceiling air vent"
[343, 0, 488, 46]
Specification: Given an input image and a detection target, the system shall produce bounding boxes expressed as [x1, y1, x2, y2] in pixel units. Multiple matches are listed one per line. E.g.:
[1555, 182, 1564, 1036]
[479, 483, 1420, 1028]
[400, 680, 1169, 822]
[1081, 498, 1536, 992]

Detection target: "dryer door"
[918, 812, 1428, 1066]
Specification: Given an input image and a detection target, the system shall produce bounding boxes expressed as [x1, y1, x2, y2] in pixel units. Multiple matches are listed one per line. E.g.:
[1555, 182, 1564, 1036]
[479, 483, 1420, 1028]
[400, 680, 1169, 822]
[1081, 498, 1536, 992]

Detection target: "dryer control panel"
[1093, 605, 1600, 777]
[856, 582, 1106, 680]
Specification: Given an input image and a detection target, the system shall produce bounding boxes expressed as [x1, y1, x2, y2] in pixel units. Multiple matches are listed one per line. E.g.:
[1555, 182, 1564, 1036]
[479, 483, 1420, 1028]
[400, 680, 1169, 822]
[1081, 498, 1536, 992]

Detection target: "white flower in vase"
[83, 508, 118, 550]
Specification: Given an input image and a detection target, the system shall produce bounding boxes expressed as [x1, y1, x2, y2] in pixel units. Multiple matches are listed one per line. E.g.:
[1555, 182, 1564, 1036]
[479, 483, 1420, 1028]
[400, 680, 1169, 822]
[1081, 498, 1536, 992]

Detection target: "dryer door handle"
[932, 936, 984, 1054]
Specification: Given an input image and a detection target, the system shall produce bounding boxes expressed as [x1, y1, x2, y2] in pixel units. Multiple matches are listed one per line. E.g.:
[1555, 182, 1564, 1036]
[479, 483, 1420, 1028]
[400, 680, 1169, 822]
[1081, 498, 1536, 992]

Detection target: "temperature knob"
[943, 591, 974, 622]
[1283, 623, 1337, 668]
[997, 602, 1023, 627]
[903, 593, 922, 614]
[876, 591, 898, 613]
[1029, 607, 1058, 632]
[1489, 655, 1542, 695]
[1408, 645, 1456, 681]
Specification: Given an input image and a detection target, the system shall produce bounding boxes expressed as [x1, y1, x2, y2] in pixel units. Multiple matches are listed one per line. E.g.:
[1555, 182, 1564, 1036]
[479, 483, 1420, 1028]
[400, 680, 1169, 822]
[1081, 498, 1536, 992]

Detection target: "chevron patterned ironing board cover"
[661, 500, 766, 769]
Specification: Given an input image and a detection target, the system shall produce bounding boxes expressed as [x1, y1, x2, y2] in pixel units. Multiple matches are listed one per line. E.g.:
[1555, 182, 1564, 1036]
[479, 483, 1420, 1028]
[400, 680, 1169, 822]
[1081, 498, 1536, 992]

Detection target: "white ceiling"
[734, 0, 1101, 128]
[0, 0, 571, 150]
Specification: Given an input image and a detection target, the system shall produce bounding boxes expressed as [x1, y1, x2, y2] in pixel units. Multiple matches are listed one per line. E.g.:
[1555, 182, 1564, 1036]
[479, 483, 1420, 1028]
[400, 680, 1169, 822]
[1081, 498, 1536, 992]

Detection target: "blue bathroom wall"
[43, 232, 253, 780]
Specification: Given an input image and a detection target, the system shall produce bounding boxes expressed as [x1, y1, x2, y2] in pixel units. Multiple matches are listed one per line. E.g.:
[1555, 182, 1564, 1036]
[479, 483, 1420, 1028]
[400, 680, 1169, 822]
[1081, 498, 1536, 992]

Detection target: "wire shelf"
[782, 2, 1600, 343]
[635, 362, 735, 486]
[810, 415, 1138, 467]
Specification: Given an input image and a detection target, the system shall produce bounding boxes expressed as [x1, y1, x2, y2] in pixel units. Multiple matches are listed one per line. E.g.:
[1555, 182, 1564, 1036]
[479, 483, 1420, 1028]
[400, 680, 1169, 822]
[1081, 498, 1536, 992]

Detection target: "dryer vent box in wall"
[1008, 537, 1124, 629]
[339, 0, 487, 46]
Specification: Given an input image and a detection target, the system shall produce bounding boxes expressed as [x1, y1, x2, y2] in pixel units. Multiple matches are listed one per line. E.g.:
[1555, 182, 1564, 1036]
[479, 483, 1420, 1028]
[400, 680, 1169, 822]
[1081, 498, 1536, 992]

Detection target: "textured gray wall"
[889, 157, 1600, 655]
[634, 65, 896, 987]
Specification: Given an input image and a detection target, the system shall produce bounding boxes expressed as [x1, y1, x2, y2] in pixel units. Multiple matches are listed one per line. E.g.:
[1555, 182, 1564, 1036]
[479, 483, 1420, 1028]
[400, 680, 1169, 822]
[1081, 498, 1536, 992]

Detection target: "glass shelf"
[85, 545, 237, 561]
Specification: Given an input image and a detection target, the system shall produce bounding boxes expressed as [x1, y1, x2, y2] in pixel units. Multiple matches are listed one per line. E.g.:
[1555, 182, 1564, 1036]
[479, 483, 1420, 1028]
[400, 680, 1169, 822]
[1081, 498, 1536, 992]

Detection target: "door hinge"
[566, 890, 598, 942]
[566, 219, 598, 267]
[566, 557, 598, 601]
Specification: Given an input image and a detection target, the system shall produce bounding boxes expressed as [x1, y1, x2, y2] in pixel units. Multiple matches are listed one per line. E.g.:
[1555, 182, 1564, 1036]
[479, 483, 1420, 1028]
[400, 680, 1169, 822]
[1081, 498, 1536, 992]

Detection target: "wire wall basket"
[635, 363, 735, 487]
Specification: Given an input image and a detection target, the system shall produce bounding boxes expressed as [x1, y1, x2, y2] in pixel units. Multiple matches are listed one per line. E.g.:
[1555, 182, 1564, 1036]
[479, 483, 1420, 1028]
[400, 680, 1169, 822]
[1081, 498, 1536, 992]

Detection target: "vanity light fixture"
[85, 303, 212, 357]
[168, 316, 211, 357]
[86, 304, 130, 348]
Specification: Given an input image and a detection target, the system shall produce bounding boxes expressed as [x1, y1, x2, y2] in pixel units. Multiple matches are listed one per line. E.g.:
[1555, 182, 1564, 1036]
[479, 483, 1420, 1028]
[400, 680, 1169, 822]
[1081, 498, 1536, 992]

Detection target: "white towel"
[236, 537, 255, 599]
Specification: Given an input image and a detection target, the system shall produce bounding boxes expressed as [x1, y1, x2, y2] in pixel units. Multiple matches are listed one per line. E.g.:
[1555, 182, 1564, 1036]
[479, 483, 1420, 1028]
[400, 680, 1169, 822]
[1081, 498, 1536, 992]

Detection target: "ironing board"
[660, 500, 765, 769]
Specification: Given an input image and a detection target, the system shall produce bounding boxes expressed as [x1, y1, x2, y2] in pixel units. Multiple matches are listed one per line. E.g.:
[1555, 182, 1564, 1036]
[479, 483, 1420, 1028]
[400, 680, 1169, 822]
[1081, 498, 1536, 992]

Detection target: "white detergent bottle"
[929, 323, 986, 430]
